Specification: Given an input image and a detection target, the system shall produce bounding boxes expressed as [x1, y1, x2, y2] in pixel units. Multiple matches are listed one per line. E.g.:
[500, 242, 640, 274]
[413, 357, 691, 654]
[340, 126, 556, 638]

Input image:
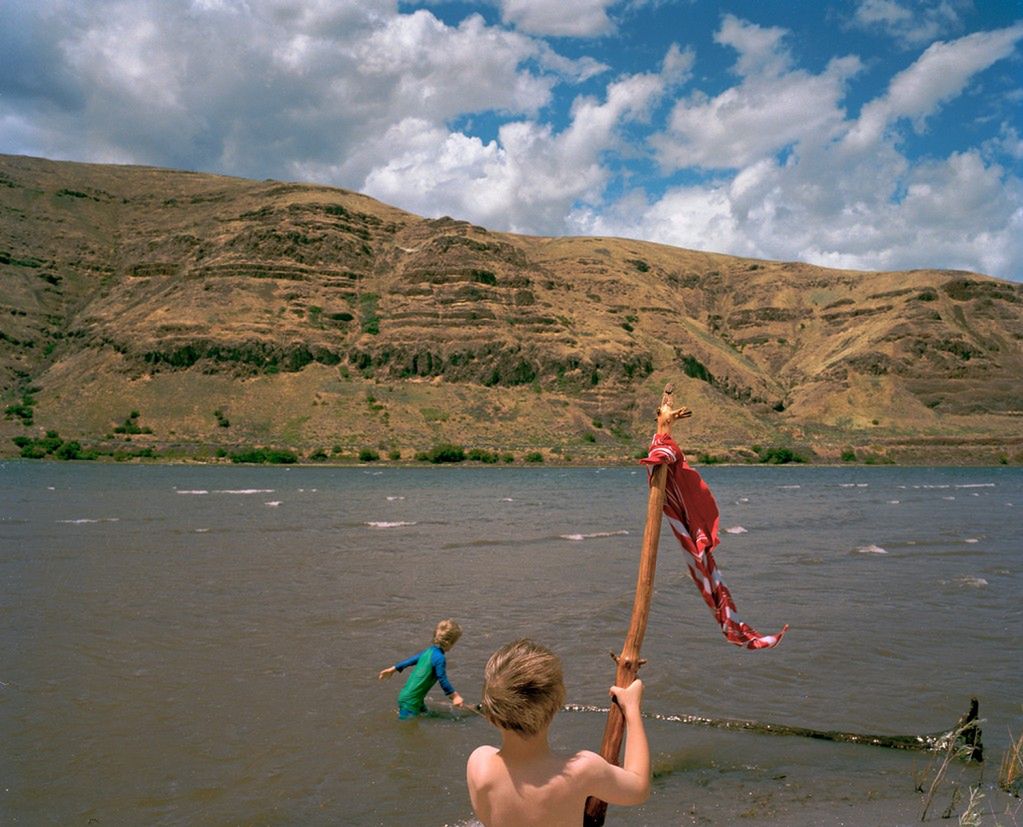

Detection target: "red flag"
[642, 433, 788, 649]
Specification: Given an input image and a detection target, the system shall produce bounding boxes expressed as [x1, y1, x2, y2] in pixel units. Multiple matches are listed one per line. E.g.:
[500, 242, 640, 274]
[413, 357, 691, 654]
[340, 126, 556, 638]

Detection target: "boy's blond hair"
[481, 639, 565, 736]
[433, 618, 462, 651]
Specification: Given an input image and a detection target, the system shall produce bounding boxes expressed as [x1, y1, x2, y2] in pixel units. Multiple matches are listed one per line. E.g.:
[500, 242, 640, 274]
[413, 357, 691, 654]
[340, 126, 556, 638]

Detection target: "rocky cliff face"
[2, 153, 1021, 463]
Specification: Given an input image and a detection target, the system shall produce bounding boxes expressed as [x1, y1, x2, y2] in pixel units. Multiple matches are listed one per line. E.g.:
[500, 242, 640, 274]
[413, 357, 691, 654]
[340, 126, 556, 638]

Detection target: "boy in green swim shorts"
[378, 619, 464, 719]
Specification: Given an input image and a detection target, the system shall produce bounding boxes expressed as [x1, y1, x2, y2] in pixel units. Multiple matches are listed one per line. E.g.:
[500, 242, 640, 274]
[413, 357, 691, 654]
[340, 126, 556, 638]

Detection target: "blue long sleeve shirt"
[395, 645, 455, 711]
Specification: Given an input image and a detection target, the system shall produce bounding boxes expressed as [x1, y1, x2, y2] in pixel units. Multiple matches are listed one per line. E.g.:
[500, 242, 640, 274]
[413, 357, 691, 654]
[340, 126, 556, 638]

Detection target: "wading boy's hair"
[433, 618, 462, 652]
[481, 639, 565, 736]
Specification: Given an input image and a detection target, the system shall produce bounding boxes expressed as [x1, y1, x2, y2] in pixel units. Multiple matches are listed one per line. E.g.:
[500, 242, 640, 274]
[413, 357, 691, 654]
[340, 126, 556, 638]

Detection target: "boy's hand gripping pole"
[584, 384, 690, 827]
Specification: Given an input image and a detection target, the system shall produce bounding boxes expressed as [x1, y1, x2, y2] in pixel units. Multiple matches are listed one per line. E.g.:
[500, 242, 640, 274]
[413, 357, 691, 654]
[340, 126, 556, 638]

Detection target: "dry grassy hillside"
[2, 153, 1021, 464]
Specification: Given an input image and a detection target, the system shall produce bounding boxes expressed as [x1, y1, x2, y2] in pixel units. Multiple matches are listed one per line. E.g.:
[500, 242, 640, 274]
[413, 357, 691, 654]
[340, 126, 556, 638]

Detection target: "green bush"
[680, 355, 712, 383]
[388, 449, 401, 461]
[230, 448, 297, 464]
[359, 448, 380, 462]
[841, 448, 857, 462]
[468, 448, 499, 463]
[758, 445, 806, 464]
[55, 440, 82, 460]
[417, 443, 465, 463]
[524, 451, 544, 463]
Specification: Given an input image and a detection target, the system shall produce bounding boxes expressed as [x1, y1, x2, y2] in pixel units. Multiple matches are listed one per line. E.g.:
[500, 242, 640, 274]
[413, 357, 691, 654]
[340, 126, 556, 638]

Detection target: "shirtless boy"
[466, 639, 650, 826]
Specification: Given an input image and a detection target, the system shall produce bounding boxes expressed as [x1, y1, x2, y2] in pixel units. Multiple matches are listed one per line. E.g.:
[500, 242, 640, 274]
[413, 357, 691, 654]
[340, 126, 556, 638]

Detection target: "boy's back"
[467, 745, 624, 827]
[467, 640, 649, 827]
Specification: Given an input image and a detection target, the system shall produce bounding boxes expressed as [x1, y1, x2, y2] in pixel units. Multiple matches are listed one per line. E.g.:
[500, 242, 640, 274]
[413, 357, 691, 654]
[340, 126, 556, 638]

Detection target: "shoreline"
[2, 453, 1021, 469]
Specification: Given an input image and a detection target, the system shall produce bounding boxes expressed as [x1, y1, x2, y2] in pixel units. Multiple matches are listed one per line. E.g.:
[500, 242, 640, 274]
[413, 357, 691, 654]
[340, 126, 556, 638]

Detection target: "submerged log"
[566, 696, 983, 763]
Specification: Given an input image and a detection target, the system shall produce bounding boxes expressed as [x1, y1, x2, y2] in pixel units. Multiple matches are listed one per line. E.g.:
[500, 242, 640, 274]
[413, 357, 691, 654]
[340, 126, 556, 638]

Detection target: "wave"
[854, 544, 888, 554]
[951, 575, 988, 589]
[386, 496, 405, 501]
[560, 530, 630, 541]
[178, 488, 277, 495]
[955, 483, 996, 489]
[56, 518, 120, 524]
[724, 526, 747, 534]
[366, 521, 417, 528]
[265, 501, 282, 507]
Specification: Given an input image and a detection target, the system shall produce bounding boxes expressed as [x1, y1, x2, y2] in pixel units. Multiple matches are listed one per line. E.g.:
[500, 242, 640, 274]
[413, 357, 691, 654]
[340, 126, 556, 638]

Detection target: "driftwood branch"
[584, 384, 689, 827]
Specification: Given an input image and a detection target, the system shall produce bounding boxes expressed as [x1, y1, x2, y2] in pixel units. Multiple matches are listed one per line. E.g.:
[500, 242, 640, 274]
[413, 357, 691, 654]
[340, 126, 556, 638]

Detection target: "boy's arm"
[430, 648, 464, 706]
[378, 650, 423, 679]
[585, 679, 650, 805]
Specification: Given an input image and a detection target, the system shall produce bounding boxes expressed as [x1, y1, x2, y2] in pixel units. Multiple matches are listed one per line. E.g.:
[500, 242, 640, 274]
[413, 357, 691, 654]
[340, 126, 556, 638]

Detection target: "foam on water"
[366, 521, 417, 528]
[951, 575, 988, 588]
[177, 488, 276, 495]
[724, 526, 748, 534]
[560, 530, 630, 541]
[855, 543, 888, 554]
[56, 517, 120, 524]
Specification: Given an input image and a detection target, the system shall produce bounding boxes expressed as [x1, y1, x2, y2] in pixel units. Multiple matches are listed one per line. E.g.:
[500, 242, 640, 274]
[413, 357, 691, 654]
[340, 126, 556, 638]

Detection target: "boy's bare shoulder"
[469, 744, 499, 762]
[565, 749, 617, 783]
[568, 749, 606, 767]
[467, 745, 500, 781]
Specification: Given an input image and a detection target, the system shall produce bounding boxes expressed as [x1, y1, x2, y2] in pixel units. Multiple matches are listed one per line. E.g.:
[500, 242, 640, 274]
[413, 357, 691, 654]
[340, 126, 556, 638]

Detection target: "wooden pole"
[583, 384, 690, 827]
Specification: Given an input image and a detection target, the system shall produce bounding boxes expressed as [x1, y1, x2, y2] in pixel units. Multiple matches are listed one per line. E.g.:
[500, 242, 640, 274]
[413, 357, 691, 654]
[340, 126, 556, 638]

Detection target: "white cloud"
[575, 18, 1023, 280]
[715, 12, 790, 78]
[359, 62, 671, 233]
[844, 23, 1023, 150]
[653, 17, 861, 169]
[852, 0, 972, 47]
[0, 0, 588, 183]
[568, 183, 751, 258]
[500, 0, 616, 37]
[1, 1, 1020, 283]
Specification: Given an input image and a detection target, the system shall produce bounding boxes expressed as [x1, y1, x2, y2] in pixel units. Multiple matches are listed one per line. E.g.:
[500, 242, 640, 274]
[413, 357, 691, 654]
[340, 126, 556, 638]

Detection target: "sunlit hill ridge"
[1, 153, 1021, 465]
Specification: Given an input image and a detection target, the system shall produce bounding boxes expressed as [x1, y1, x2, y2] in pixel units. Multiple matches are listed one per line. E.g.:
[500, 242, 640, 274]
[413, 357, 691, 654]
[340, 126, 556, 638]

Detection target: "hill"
[2, 153, 1021, 464]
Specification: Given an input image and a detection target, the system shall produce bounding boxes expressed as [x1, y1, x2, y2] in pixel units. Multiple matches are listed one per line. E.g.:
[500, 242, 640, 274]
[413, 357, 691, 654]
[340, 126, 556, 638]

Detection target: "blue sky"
[1, 1, 1021, 280]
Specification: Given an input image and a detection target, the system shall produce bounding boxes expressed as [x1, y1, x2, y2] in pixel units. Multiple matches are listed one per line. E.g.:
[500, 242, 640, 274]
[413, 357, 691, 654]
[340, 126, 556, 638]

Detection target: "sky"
[2, 1, 1022, 281]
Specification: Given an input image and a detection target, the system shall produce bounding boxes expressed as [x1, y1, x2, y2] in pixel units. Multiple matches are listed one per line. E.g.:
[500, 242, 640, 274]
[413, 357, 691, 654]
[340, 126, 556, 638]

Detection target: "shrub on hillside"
[416, 443, 465, 463]
[230, 448, 298, 464]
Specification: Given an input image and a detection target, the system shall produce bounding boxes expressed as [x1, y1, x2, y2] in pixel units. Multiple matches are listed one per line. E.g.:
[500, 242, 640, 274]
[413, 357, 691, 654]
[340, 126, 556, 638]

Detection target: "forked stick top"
[656, 382, 692, 435]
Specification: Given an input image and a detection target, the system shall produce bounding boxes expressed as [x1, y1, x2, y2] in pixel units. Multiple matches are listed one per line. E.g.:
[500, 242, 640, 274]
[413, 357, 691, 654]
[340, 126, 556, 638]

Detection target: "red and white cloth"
[642, 433, 788, 649]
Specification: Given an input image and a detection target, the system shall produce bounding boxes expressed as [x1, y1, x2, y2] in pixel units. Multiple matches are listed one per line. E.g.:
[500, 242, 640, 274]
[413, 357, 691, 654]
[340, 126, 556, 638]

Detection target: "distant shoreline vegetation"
[8, 434, 1015, 466]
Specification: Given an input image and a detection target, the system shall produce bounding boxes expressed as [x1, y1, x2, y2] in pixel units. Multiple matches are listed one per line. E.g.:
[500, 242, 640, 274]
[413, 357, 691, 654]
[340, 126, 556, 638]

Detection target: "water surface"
[2, 462, 1020, 824]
